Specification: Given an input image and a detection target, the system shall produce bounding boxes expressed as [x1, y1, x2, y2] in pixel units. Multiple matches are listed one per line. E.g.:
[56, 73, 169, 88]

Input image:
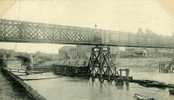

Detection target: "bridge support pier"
[88, 46, 118, 82]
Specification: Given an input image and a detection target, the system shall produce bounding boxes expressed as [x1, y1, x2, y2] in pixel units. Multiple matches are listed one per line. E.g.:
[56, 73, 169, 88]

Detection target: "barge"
[53, 64, 90, 77]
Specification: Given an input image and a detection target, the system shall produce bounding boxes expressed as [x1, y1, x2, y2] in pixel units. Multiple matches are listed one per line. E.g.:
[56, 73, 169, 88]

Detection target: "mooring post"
[125, 68, 129, 80]
[159, 63, 161, 72]
[114, 67, 117, 80]
[159, 63, 163, 72]
[2, 54, 7, 68]
[119, 69, 122, 78]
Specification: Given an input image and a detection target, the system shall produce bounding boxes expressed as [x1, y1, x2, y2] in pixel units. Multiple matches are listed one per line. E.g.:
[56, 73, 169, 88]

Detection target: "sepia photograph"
[0, 0, 174, 100]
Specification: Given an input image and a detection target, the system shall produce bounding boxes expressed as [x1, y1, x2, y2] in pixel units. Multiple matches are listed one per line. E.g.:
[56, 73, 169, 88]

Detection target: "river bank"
[0, 69, 31, 100]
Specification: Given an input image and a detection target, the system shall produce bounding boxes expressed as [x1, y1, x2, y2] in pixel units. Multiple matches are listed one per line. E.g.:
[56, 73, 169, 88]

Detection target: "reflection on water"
[1, 69, 174, 100]
[0, 70, 31, 100]
[25, 75, 174, 100]
[1, 63, 174, 100]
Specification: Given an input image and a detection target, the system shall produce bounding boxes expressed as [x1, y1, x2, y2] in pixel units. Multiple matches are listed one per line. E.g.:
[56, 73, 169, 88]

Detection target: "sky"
[0, 0, 174, 53]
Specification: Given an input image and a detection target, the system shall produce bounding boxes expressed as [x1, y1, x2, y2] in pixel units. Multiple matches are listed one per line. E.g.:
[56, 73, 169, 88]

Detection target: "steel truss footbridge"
[0, 19, 174, 81]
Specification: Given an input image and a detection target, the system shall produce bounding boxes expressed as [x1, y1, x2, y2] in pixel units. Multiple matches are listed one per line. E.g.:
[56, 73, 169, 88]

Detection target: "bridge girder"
[0, 19, 101, 45]
[0, 19, 174, 48]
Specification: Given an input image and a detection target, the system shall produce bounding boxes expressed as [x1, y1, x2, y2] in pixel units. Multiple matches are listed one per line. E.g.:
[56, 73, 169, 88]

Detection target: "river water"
[25, 75, 174, 100]
[1, 69, 174, 100]
[1, 58, 174, 100]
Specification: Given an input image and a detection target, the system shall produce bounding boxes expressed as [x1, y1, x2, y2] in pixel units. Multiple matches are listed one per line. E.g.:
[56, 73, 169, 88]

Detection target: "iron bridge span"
[0, 19, 174, 48]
